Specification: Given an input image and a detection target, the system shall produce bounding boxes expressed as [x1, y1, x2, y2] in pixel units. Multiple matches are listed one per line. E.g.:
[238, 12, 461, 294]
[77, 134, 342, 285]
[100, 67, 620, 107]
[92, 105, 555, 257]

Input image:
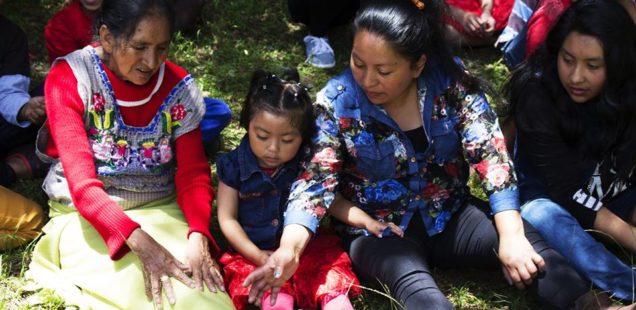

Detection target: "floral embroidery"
[92, 92, 106, 113]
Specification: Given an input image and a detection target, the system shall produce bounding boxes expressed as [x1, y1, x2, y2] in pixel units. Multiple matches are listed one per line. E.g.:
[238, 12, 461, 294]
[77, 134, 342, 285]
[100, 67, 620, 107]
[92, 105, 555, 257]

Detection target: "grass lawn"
[0, 0, 578, 309]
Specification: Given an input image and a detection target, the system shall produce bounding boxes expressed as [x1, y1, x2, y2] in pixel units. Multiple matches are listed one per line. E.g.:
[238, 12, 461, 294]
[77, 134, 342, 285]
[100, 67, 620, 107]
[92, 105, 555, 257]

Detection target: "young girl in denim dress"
[216, 69, 361, 310]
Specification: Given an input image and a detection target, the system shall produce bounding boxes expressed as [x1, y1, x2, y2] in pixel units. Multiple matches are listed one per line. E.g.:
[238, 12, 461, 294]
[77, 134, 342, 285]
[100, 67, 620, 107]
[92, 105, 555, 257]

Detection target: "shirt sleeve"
[0, 74, 31, 127]
[454, 83, 520, 214]
[174, 127, 219, 255]
[45, 60, 141, 260]
[514, 82, 598, 227]
[284, 103, 344, 233]
[216, 152, 240, 190]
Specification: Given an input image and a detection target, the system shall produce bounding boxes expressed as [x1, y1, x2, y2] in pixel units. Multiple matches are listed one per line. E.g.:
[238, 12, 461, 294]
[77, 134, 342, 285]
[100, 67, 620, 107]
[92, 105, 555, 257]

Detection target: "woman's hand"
[242, 246, 299, 307]
[365, 220, 404, 238]
[498, 233, 545, 289]
[493, 210, 545, 290]
[185, 232, 226, 293]
[242, 224, 311, 307]
[126, 228, 195, 308]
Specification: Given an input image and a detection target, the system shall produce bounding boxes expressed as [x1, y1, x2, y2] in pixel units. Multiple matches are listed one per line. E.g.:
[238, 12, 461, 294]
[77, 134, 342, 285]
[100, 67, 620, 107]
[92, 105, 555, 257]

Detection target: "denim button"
[337, 85, 344, 92]
[415, 195, 421, 200]
[271, 189, 278, 196]
[271, 219, 279, 227]
[410, 157, 417, 163]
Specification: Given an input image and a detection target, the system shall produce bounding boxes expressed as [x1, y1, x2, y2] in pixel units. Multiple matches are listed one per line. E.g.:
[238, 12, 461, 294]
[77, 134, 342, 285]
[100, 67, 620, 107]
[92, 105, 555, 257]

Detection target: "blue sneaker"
[303, 35, 336, 68]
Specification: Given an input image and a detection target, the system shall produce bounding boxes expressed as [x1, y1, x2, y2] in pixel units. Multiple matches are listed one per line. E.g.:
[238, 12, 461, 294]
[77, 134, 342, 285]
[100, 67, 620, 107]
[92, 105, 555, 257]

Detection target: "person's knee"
[520, 198, 565, 228]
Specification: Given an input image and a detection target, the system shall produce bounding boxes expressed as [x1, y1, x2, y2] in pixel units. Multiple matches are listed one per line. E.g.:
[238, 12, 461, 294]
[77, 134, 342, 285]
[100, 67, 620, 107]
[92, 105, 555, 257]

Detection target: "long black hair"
[239, 69, 315, 144]
[352, 0, 481, 94]
[508, 0, 636, 178]
[97, 0, 176, 41]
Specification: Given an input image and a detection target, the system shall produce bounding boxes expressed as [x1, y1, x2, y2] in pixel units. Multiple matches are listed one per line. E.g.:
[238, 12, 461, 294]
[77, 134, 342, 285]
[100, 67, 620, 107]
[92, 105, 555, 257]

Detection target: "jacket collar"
[237, 135, 300, 182]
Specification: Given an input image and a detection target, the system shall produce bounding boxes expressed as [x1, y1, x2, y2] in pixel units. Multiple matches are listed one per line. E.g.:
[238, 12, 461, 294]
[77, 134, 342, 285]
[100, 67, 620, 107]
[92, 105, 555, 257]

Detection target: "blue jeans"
[521, 198, 636, 302]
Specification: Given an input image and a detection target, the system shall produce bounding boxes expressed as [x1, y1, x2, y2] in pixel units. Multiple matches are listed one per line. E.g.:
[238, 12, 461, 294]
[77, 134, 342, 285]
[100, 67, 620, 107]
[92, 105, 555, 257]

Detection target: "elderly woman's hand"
[126, 228, 195, 308]
[185, 232, 225, 293]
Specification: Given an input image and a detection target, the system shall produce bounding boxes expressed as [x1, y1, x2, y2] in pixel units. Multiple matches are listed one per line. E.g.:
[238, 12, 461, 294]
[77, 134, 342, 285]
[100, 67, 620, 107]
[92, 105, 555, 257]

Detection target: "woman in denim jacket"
[244, 0, 590, 309]
[510, 0, 636, 305]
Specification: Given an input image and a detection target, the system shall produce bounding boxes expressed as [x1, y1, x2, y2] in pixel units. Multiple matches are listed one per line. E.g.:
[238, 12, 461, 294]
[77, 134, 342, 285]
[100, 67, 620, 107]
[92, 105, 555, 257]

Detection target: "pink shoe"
[261, 291, 294, 310]
[322, 294, 354, 310]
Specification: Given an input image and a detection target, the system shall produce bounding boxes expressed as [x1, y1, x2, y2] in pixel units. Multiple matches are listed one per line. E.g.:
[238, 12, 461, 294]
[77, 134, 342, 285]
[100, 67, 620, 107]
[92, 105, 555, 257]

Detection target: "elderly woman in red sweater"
[27, 0, 234, 308]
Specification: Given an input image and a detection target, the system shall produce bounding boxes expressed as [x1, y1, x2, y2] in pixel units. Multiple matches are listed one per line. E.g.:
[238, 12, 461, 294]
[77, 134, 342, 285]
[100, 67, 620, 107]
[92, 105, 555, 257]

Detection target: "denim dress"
[216, 135, 300, 250]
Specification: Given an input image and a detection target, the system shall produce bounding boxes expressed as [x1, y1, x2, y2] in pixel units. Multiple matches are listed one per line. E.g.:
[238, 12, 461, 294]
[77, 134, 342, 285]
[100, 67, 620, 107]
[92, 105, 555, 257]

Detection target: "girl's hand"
[478, 12, 496, 35]
[243, 246, 300, 307]
[498, 234, 545, 289]
[185, 232, 226, 293]
[461, 12, 484, 36]
[126, 228, 195, 308]
[365, 220, 404, 238]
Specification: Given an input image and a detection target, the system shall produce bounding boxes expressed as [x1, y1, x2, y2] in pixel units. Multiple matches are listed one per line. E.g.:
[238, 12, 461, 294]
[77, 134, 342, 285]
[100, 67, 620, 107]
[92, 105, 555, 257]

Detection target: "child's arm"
[329, 193, 404, 238]
[217, 181, 272, 266]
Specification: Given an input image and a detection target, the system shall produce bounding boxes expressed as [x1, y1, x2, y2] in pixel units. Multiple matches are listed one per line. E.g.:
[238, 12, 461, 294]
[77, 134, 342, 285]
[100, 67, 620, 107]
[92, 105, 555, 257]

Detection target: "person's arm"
[45, 60, 140, 259]
[479, 0, 496, 33]
[329, 193, 404, 238]
[217, 181, 272, 266]
[244, 223, 311, 307]
[173, 128, 226, 292]
[456, 82, 543, 288]
[174, 127, 216, 248]
[446, 4, 483, 36]
[0, 75, 37, 127]
[493, 210, 545, 289]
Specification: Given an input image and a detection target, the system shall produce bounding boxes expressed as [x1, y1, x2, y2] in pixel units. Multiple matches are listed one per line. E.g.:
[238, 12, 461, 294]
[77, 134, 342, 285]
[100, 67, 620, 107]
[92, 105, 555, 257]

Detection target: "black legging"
[344, 204, 589, 309]
[287, 0, 359, 37]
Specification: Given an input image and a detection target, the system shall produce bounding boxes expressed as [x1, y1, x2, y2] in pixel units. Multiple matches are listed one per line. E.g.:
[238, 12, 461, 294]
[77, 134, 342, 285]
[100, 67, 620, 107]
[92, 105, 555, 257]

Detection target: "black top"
[514, 79, 635, 228]
[404, 126, 429, 154]
[0, 14, 30, 77]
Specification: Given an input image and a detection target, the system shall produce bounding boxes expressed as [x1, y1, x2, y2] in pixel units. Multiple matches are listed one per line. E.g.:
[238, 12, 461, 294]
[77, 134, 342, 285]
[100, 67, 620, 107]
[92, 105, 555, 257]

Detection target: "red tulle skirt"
[219, 230, 362, 310]
[444, 0, 515, 33]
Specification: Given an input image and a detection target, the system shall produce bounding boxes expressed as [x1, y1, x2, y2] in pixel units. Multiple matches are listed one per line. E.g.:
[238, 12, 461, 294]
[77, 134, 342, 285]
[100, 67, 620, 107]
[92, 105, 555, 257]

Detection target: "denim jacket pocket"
[430, 118, 460, 164]
[354, 141, 396, 181]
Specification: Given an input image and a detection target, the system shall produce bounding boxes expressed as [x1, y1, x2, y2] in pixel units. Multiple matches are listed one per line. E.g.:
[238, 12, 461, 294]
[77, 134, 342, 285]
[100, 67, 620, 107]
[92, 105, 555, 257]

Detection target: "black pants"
[344, 204, 589, 309]
[0, 107, 40, 186]
[287, 0, 359, 37]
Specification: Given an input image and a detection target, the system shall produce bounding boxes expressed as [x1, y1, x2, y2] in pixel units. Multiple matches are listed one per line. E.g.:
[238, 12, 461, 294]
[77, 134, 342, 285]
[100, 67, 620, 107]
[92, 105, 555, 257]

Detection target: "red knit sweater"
[44, 59, 218, 260]
[44, 0, 95, 63]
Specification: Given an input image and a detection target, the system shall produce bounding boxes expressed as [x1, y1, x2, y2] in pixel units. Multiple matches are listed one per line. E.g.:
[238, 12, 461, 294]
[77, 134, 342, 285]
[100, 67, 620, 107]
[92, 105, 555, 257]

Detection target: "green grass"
[0, 0, 595, 309]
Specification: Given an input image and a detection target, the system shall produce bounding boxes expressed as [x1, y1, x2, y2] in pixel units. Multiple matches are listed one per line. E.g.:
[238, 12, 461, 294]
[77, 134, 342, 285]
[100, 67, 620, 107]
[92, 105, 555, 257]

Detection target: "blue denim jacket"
[216, 136, 301, 250]
[285, 59, 519, 237]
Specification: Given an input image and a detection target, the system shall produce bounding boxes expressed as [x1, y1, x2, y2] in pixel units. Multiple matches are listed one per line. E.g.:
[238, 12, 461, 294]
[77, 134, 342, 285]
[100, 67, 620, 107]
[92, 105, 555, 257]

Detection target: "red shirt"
[44, 58, 218, 259]
[44, 0, 95, 63]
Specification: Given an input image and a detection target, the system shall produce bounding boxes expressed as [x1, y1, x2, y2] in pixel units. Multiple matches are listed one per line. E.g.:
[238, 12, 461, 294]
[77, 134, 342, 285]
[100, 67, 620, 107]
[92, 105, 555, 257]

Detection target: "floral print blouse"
[284, 61, 519, 237]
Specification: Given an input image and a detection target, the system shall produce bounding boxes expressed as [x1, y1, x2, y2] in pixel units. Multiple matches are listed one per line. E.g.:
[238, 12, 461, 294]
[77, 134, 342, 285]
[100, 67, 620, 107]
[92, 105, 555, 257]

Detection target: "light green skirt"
[27, 197, 235, 310]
